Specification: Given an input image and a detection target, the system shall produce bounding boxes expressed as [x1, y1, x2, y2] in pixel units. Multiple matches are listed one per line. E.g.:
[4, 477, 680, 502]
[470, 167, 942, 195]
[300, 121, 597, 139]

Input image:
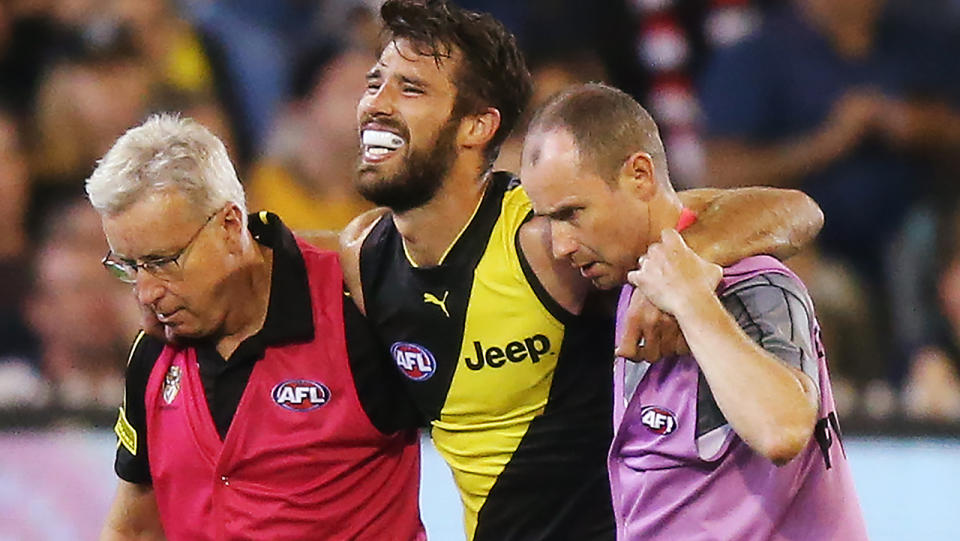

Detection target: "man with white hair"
[89, 114, 425, 541]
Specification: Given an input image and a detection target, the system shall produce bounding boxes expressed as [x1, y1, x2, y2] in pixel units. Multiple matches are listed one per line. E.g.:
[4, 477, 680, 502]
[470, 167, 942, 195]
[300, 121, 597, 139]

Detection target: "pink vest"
[145, 245, 425, 541]
[610, 255, 868, 540]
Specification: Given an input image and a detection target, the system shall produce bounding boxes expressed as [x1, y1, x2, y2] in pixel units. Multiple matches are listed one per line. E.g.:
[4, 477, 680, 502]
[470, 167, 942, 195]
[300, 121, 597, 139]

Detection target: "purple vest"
[610, 255, 868, 540]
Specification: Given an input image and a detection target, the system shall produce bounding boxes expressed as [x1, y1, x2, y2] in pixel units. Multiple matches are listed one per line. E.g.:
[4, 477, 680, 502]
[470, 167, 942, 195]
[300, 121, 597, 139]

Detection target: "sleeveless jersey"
[360, 173, 616, 540]
[610, 255, 868, 540]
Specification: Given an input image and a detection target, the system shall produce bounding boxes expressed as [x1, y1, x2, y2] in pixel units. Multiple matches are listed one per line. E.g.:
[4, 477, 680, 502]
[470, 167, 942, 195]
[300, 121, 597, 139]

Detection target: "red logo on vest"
[640, 406, 678, 435]
[271, 380, 331, 412]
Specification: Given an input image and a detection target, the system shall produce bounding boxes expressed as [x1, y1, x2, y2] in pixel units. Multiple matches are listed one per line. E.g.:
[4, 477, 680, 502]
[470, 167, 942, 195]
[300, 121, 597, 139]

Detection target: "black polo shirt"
[115, 212, 419, 484]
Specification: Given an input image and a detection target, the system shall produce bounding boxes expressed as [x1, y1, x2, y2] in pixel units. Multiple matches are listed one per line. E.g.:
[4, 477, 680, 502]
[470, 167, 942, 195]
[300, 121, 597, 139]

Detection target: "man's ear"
[618, 151, 657, 201]
[459, 107, 502, 149]
[221, 204, 247, 252]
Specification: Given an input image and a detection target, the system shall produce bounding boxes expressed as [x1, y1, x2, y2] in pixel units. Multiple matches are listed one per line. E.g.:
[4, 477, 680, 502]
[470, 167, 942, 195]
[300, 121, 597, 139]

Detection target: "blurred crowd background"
[1, 0, 959, 429]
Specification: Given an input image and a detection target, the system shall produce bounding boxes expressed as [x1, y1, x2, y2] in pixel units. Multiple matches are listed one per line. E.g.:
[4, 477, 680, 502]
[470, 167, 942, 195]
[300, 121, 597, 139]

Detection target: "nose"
[358, 82, 396, 120]
[550, 222, 578, 261]
[134, 271, 166, 308]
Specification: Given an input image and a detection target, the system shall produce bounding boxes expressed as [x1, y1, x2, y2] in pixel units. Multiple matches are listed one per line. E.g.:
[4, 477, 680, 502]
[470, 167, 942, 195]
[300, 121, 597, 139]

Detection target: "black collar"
[248, 211, 314, 347]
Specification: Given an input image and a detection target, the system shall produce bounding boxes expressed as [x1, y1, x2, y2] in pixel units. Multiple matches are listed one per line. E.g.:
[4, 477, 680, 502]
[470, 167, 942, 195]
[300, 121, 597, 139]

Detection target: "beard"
[357, 117, 459, 213]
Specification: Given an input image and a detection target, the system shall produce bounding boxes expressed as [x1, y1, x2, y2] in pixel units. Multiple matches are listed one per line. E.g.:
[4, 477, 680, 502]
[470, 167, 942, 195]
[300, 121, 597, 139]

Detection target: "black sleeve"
[114, 331, 164, 484]
[719, 272, 820, 392]
[343, 291, 426, 433]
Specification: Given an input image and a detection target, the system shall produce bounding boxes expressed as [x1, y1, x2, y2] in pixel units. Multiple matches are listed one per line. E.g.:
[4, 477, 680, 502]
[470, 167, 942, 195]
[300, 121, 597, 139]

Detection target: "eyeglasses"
[102, 210, 219, 284]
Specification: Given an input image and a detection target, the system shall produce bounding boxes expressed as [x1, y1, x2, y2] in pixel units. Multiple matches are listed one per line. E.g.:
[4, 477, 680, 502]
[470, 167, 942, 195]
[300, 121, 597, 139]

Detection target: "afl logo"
[391, 342, 436, 381]
[640, 406, 678, 435]
[271, 380, 330, 412]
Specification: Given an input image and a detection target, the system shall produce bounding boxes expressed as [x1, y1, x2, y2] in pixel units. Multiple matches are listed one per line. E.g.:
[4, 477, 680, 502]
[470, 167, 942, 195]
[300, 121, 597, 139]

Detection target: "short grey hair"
[86, 114, 246, 218]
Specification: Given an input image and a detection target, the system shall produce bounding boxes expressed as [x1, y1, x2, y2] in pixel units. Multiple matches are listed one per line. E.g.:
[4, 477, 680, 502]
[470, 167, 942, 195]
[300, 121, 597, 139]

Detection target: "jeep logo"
[464, 334, 551, 370]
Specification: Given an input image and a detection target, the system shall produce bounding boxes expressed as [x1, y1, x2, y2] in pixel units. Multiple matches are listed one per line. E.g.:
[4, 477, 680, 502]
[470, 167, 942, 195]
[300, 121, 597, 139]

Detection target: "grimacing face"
[356, 38, 465, 212]
[521, 129, 649, 290]
[100, 190, 234, 343]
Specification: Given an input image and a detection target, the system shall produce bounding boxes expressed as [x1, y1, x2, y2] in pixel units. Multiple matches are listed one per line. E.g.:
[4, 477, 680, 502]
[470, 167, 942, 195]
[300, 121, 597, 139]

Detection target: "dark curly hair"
[379, 0, 532, 166]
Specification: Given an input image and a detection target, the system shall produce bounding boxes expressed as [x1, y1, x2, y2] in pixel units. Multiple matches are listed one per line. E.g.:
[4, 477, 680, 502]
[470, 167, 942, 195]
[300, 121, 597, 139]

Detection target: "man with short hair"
[520, 82, 868, 540]
[341, 1, 825, 539]
[90, 114, 424, 541]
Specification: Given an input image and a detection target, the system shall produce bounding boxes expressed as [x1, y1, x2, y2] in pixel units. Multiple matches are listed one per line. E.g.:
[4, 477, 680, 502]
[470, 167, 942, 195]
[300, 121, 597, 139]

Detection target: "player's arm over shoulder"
[518, 215, 592, 315]
[679, 187, 823, 266]
[298, 229, 341, 251]
[339, 207, 390, 314]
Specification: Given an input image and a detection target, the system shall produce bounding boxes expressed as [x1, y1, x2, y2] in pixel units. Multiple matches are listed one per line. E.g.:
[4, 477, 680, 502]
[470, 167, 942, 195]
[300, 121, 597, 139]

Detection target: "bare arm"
[298, 229, 341, 251]
[678, 187, 823, 265]
[100, 480, 165, 541]
[677, 291, 818, 465]
[630, 230, 819, 465]
[338, 208, 390, 314]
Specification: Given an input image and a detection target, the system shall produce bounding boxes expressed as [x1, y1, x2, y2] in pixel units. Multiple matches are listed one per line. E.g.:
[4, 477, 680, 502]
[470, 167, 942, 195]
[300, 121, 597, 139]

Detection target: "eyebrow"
[140, 252, 180, 262]
[400, 73, 429, 85]
[536, 205, 576, 221]
[366, 62, 429, 84]
[112, 245, 181, 264]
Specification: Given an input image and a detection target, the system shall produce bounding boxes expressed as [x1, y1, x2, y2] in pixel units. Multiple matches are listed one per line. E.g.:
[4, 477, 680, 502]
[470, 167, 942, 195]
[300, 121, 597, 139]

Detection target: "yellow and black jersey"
[360, 172, 616, 540]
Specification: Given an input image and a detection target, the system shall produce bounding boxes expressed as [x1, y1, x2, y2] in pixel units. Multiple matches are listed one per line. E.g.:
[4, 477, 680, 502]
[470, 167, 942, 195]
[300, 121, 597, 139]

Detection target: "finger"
[628, 254, 649, 288]
[675, 335, 691, 357]
[705, 262, 723, 290]
[638, 315, 661, 362]
[616, 293, 660, 360]
[615, 288, 644, 360]
[645, 241, 667, 269]
[635, 297, 662, 361]
[661, 228, 685, 250]
[615, 333, 641, 360]
[657, 315, 684, 358]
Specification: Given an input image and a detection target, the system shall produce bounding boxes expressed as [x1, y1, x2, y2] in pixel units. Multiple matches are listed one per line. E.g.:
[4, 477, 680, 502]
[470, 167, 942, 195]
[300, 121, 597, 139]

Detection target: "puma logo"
[423, 291, 450, 318]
